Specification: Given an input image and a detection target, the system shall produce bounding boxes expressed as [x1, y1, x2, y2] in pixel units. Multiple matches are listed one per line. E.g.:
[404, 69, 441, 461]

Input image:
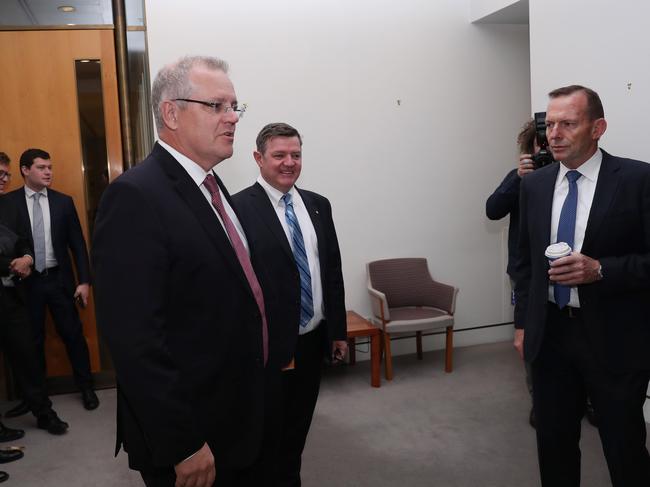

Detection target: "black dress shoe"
[0, 471, 8, 483]
[529, 407, 536, 429]
[36, 411, 68, 435]
[0, 423, 24, 443]
[4, 400, 30, 418]
[81, 389, 99, 410]
[0, 449, 23, 464]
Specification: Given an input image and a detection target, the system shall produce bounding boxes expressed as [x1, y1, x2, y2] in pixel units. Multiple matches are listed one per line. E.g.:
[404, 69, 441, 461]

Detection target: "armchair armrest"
[429, 280, 459, 315]
[367, 284, 390, 321]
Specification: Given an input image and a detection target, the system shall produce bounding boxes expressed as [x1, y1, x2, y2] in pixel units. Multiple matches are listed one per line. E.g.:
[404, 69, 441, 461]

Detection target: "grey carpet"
[0, 388, 140, 486]
[1, 341, 642, 486]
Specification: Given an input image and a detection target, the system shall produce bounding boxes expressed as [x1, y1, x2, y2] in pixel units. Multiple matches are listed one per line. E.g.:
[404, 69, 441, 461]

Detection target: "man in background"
[486, 120, 538, 426]
[515, 85, 650, 486]
[5, 148, 98, 414]
[234, 122, 347, 486]
[0, 151, 69, 443]
[93, 55, 271, 487]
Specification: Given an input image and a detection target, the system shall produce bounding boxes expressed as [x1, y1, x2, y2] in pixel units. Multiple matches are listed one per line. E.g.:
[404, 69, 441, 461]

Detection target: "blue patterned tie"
[554, 170, 582, 308]
[282, 193, 314, 328]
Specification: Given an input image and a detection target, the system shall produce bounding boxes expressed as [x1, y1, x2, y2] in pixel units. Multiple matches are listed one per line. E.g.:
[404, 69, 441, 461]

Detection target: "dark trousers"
[0, 286, 52, 416]
[26, 269, 93, 389]
[532, 304, 650, 487]
[272, 324, 325, 487]
[140, 367, 284, 487]
[513, 280, 534, 401]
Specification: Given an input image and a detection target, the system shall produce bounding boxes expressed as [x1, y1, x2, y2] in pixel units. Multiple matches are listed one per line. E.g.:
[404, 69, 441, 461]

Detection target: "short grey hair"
[151, 55, 229, 130]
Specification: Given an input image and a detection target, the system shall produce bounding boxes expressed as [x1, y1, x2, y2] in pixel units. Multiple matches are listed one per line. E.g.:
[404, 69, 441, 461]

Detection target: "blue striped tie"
[282, 193, 314, 328]
[554, 170, 582, 308]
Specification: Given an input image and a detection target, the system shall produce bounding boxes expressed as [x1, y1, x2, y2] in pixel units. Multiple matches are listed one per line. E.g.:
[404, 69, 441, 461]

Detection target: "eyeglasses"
[173, 99, 247, 119]
[0, 170, 11, 180]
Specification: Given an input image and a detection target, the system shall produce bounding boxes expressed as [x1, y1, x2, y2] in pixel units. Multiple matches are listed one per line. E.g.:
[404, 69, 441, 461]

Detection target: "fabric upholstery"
[368, 258, 456, 314]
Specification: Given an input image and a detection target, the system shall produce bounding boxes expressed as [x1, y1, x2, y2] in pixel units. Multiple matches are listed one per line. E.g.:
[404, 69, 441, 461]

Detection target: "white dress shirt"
[24, 185, 58, 269]
[257, 176, 324, 335]
[548, 149, 603, 307]
[158, 140, 249, 253]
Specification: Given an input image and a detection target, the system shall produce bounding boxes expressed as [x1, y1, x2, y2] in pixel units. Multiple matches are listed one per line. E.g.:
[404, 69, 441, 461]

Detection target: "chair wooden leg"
[416, 331, 423, 360]
[445, 326, 453, 373]
[383, 332, 393, 381]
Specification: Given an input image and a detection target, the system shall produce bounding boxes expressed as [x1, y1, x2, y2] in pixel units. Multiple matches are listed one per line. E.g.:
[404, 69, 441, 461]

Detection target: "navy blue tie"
[554, 170, 582, 308]
[282, 193, 314, 328]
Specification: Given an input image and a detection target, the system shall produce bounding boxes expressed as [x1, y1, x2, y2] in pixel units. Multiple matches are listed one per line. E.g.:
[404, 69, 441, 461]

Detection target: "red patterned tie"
[203, 174, 268, 365]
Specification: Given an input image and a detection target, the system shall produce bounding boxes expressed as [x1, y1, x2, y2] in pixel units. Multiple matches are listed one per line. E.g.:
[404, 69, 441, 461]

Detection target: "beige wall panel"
[0, 29, 123, 377]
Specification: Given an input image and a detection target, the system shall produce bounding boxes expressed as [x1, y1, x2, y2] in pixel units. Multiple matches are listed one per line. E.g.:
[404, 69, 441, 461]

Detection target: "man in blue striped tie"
[515, 85, 650, 486]
[234, 122, 347, 487]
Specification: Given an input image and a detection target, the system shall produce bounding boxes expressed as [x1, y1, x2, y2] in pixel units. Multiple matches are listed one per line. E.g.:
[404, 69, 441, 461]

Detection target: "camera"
[531, 111, 555, 169]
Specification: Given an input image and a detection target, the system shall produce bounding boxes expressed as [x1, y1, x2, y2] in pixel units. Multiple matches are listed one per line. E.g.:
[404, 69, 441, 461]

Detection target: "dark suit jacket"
[486, 168, 521, 280]
[0, 196, 33, 297]
[92, 143, 267, 472]
[233, 182, 346, 369]
[515, 150, 650, 369]
[6, 186, 90, 294]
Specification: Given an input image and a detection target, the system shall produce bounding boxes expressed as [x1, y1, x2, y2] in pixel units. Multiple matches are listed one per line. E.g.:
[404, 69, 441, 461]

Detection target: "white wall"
[144, 0, 531, 356]
[529, 0, 650, 419]
[470, 0, 527, 23]
[530, 0, 650, 161]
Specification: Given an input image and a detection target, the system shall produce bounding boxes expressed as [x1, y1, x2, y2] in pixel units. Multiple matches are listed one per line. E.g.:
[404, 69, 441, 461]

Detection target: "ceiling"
[0, 0, 144, 27]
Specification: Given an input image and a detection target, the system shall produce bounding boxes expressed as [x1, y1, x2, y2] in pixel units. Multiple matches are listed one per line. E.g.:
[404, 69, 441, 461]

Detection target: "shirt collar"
[256, 175, 296, 208]
[158, 139, 212, 187]
[24, 185, 48, 198]
[558, 148, 602, 183]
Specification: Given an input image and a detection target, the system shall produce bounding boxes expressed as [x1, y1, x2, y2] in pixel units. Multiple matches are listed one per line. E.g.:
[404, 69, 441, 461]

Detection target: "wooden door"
[0, 29, 123, 377]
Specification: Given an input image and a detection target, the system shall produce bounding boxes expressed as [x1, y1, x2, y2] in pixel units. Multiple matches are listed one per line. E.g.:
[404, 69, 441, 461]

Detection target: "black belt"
[548, 302, 582, 319]
[32, 266, 59, 277]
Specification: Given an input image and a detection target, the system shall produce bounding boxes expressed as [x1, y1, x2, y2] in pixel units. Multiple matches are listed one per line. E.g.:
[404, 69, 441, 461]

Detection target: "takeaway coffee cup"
[545, 242, 572, 264]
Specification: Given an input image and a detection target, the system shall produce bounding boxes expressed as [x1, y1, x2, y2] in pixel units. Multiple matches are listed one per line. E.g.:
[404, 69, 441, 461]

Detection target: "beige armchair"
[367, 258, 459, 380]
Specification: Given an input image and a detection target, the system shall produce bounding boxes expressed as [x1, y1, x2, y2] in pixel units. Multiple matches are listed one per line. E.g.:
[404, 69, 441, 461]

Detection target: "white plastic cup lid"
[545, 242, 572, 259]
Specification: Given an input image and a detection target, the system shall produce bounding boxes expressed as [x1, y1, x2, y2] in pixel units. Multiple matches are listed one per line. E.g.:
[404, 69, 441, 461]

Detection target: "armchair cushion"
[385, 306, 453, 334]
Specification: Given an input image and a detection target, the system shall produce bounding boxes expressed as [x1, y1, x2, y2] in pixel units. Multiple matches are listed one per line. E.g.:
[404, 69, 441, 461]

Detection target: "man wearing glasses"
[93, 56, 271, 487]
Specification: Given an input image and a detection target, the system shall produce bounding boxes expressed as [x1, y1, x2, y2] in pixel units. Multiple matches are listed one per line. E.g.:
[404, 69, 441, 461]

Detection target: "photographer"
[486, 119, 540, 428]
[486, 119, 537, 283]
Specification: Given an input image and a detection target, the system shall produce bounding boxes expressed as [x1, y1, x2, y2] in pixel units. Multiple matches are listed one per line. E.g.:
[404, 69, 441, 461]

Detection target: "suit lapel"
[582, 150, 621, 252]
[47, 190, 59, 253]
[249, 183, 293, 260]
[538, 164, 559, 246]
[298, 188, 327, 275]
[155, 145, 252, 295]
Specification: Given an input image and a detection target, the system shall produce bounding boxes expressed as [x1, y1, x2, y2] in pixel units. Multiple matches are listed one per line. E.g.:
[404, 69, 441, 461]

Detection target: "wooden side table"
[346, 311, 381, 387]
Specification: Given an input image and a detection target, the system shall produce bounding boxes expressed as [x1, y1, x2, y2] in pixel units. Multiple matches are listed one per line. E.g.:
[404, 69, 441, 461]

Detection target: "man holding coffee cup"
[514, 85, 650, 486]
